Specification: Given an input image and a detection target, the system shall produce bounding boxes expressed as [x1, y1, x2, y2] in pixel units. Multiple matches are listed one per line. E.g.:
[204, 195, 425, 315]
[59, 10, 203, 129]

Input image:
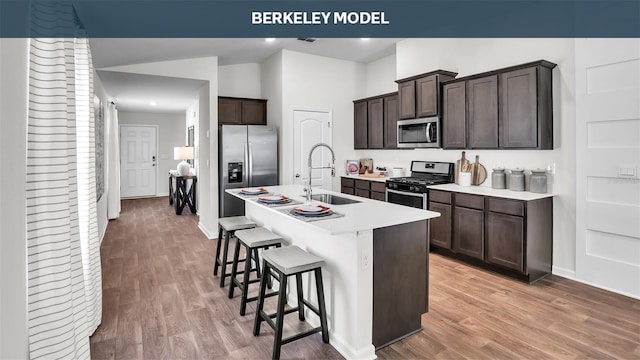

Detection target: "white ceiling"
[91, 38, 402, 113]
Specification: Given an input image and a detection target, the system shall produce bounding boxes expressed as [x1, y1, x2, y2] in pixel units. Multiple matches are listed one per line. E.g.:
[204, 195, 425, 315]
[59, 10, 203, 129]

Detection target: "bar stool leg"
[219, 230, 231, 287]
[315, 268, 329, 343]
[273, 272, 288, 360]
[227, 239, 242, 299]
[239, 244, 253, 315]
[253, 248, 262, 280]
[295, 273, 305, 321]
[213, 226, 223, 276]
[253, 262, 270, 336]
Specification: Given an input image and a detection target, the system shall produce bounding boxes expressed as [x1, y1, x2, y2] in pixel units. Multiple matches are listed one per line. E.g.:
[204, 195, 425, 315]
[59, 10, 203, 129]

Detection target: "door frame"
[119, 124, 159, 198]
[290, 107, 333, 186]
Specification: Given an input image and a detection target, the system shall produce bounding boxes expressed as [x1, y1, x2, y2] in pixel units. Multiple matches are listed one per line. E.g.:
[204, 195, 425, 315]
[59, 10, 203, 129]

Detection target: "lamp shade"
[174, 146, 194, 160]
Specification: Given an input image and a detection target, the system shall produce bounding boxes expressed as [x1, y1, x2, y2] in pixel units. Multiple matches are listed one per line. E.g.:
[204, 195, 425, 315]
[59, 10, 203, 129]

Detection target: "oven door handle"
[386, 188, 426, 198]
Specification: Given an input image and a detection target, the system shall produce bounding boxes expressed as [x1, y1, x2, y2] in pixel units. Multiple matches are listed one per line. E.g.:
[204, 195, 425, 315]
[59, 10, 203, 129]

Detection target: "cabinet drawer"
[370, 191, 385, 201]
[355, 188, 370, 198]
[488, 197, 524, 217]
[371, 181, 386, 193]
[341, 186, 355, 195]
[341, 177, 355, 188]
[355, 179, 370, 190]
[454, 193, 484, 210]
[430, 190, 451, 204]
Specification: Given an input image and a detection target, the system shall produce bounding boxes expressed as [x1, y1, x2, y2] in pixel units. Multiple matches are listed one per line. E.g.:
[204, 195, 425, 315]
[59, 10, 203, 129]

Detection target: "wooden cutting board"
[470, 155, 487, 185]
[455, 151, 470, 184]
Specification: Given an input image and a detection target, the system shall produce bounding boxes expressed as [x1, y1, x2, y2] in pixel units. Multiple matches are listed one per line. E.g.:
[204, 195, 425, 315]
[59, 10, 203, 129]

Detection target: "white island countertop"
[428, 183, 555, 201]
[226, 184, 440, 235]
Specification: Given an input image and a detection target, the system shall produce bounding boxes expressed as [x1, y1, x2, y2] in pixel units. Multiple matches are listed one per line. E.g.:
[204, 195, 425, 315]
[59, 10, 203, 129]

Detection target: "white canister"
[392, 167, 405, 177]
[459, 172, 471, 187]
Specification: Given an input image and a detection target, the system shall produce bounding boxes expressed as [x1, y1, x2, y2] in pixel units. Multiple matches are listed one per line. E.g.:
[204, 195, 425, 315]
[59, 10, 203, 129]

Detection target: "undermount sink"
[306, 193, 362, 205]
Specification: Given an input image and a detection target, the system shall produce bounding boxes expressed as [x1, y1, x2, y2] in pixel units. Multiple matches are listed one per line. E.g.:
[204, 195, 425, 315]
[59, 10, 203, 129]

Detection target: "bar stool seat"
[228, 227, 283, 315]
[214, 216, 257, 287]
[253, 246, 329, 360]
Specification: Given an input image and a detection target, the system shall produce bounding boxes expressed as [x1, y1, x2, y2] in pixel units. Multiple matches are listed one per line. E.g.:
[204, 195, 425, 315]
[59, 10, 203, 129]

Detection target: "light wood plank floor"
[91, 197, 640, 359]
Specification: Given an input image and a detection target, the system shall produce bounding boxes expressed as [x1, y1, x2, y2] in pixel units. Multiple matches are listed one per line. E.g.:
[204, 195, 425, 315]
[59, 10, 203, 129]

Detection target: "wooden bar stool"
[253, 246, 329, 360]
[228, 227, 283, 315]
[214, 216, 257, 287]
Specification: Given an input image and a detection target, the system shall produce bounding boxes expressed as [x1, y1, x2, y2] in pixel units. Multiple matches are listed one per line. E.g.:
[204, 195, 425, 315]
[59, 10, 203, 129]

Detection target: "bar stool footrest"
[281, 327, 323, 345]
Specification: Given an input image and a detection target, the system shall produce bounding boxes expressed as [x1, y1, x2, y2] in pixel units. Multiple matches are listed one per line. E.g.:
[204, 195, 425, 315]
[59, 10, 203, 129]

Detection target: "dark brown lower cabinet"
[453, 206, 484, 259]
[428, 201, 451, 249]
[340, 177, 355, 195]
[373, 220, 428, 349]
[429, 190, 553, 283]
[486, 212, 524, 272]
[341, 177, 386, 201]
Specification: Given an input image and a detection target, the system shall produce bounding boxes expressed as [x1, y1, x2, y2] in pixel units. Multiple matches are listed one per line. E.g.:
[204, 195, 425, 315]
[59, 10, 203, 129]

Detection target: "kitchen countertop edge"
[342, 174, 389, 183]
[427, 183, 555, 201]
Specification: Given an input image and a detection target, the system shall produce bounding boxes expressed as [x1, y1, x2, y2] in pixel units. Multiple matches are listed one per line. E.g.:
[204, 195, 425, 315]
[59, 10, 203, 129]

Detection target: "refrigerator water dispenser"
[228, 162, 243, 183]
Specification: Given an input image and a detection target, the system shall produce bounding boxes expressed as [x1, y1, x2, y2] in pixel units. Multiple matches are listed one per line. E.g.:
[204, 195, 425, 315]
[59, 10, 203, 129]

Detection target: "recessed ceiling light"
[265, 38, 276, 42]
[149, 101, 157, 106]
[360, 38, 371, 41]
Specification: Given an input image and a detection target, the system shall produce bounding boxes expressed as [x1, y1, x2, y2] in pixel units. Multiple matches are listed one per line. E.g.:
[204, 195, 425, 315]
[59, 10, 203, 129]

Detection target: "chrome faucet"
[304, 143, 336, 203]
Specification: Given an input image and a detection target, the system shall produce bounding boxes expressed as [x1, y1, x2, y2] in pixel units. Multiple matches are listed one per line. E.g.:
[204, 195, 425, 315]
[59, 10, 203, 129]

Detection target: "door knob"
[295, 173, 301, 178]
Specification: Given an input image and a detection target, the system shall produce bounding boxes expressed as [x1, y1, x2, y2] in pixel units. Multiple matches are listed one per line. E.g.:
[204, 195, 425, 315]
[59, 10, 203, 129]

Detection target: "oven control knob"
[393, 183, 398, 189]
[410, 186, 415, 191]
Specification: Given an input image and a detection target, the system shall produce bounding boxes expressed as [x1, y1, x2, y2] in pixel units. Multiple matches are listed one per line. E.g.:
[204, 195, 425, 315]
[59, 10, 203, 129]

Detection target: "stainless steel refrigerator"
[219, 125, 278, 217]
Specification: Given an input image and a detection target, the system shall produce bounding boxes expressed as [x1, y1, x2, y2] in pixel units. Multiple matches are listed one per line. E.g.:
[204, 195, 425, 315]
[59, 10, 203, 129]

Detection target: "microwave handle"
[426, 123, 432, 143]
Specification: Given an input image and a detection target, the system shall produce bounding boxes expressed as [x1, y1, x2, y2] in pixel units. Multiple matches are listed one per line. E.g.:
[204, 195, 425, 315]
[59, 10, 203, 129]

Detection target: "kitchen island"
[227, 185, 440, 359]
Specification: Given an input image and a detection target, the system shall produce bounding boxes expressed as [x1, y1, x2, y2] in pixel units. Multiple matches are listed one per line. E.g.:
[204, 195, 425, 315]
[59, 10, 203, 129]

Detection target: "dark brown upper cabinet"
[468, 75, 499, 149]
[383, 95, 399, 149]
[442, 81, 466, 149]
[368, 98, 384, 149]
[353, 92, 398, 150]
[395, 70, 457, 120]
[441, 60, 556, 150]
[218, 97, 267, 125]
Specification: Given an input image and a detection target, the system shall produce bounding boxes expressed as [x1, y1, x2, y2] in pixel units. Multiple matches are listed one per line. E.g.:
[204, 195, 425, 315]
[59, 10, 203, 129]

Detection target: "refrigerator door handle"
[247, 142, 253, 187]
[243, 142, 249, 186]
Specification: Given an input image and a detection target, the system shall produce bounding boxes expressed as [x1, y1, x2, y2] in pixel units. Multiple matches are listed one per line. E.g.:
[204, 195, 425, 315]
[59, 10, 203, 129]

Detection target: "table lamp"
[174, 146, 194, 176]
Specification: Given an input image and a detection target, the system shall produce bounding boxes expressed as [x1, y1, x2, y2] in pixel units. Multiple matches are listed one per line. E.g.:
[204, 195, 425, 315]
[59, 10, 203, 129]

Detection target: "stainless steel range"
[386, 161, 455, 209]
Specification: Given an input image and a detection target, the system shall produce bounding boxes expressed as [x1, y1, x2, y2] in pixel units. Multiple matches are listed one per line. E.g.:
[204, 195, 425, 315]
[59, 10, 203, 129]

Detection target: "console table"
[169, 171, 197, 215]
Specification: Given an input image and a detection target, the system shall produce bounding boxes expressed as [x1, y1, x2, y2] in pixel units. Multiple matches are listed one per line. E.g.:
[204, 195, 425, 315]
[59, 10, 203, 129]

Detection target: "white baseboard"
[99, 222, 108, 246]
[552, 265, 576, 279]
[198, 222, 217, 239]
[553, 266, 639, 300]
[157, 192, 169, 197]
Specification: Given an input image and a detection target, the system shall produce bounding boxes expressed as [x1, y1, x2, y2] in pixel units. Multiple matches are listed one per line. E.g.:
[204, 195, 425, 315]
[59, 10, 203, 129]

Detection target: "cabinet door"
[442, 82, 467, 149]
[370, 191, 385, 201]
[486, 212, 524, 272]
[341, 186, 355, 195]
[398, 81, 416, 119]
[219, 98, 242, 124]
[354, 101, 368, 149]
[468, 75, 498, 148]
[429, 202, 452, 249]
[368, 98, 384, 149]
[500, 67, 538, 148]
[416, 75, 438, 117]
[383, 95, 399, 149]
[241, 100, 266, 125]
[453, 206, 484, 259]
[355, 188, 370, 198]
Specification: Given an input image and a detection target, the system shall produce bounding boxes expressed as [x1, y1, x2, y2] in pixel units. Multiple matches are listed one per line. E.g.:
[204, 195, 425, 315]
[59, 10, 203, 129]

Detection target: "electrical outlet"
[361, 251, 370, 270]
[547, 163, 556, 174]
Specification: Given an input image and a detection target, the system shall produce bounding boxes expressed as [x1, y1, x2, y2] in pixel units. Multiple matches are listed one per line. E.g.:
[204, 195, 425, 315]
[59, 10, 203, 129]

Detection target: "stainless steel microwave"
[397, 117, 440, 148]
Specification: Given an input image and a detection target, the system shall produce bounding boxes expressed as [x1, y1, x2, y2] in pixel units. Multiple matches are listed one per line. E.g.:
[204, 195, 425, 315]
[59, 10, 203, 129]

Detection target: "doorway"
[292, 109, 333, 190]
[120, 125, 158, 198]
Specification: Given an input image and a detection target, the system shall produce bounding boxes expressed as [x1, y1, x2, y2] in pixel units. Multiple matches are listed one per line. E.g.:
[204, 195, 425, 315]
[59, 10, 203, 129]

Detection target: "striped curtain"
[26, 6, 103, 357]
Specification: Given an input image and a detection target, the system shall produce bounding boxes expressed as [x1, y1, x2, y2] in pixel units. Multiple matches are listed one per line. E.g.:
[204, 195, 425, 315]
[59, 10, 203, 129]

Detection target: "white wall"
[260, 51, 284, 183]
[352, 38, 576, 272]
[94, 72, 110, 241]
[218, 63, 262, 98]
[280, 50, 366, 189]
[119, 111, 186, 196]
[0, 38, 29, 359]
[101, 57, 219, 238]
[364, 54, 397, 97]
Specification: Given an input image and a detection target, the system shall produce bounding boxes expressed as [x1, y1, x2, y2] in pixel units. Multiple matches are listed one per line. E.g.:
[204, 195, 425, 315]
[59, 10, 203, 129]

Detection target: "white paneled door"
[120, 125, 157, 198]
[575, 39, 640, 298]
[293, 109, 333, 189]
